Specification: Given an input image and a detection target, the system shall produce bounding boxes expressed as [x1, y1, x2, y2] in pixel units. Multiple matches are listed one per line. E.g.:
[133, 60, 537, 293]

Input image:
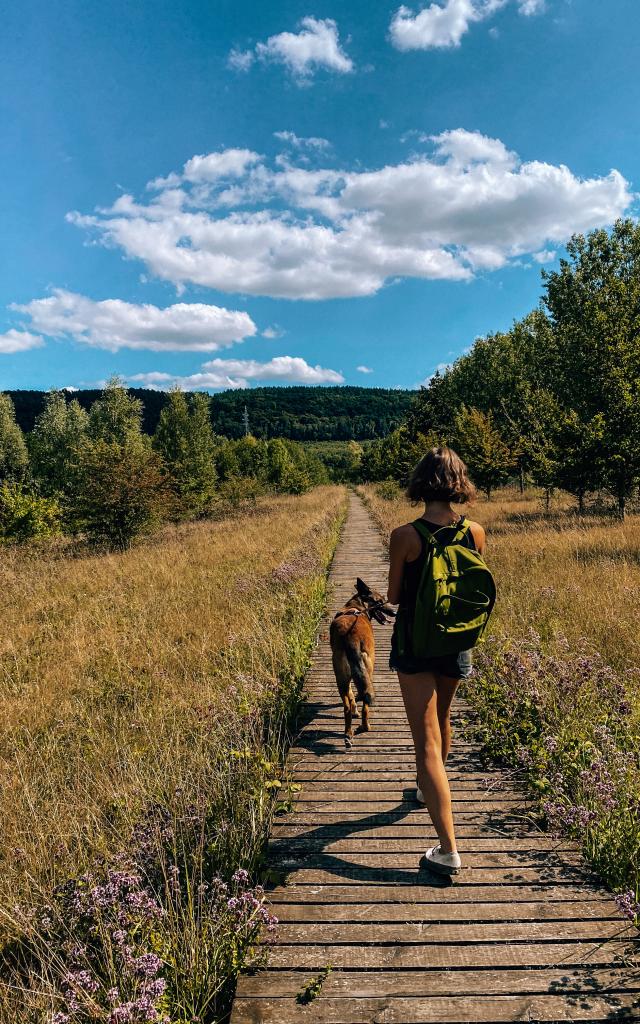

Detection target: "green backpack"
[398, 518, 496, 659]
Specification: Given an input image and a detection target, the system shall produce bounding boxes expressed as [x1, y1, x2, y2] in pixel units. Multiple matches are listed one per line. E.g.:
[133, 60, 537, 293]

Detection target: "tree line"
[362, 220, 640, 515]
[0, 381, 328, 548]
[8, 384, 412, 441]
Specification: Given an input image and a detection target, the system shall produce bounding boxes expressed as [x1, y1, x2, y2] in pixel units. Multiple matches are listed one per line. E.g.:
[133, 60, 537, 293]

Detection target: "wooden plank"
[231, 993, 640, 1023]
[236, 967, 640, 998]
[272, 901, 620, 922]
[263, 941, 637, 970]
[272, 866, 597, 885]
[268, 884, 612, 904]
[269, 838, 573, 853]
[272, 920, 637, 944]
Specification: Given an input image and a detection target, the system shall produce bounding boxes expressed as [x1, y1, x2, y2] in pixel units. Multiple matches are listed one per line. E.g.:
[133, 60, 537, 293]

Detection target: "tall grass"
[0, 486, 346, 1022]
[359, 483, 640, 916]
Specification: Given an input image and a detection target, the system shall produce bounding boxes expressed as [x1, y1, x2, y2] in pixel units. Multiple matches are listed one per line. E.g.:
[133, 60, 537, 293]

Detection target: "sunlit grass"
[0, 486, 347, 1020]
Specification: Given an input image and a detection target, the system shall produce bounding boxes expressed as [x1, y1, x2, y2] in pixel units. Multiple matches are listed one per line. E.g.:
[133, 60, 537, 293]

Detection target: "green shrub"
[0, 483, 61, 541]
[375, 479, 401, 501]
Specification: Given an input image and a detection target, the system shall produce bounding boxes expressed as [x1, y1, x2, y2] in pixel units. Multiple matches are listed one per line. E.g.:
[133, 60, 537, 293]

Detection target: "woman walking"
[387, 447, 487, 876]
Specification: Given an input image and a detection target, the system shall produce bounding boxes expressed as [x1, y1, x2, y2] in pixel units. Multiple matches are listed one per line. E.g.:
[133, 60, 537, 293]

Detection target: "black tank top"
[400, 518, 476, 611]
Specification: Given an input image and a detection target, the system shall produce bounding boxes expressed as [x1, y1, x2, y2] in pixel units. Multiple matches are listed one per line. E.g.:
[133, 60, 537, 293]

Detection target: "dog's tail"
[345, 641, 374, 706]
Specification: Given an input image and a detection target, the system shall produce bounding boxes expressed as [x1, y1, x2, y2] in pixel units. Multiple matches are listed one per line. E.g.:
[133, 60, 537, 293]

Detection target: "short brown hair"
[406, 446, 476, 505]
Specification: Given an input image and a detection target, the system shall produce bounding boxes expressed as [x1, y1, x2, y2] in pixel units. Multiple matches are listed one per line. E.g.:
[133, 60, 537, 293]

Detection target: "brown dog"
[329, 578, 395, 747]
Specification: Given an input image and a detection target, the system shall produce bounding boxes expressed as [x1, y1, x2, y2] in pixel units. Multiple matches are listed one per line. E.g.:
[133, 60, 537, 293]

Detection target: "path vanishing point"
[231, 492, 640, 1023]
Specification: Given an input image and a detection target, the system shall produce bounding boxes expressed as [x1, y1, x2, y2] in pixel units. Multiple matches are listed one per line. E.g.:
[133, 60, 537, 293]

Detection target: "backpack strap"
[412, 517, 470, 548]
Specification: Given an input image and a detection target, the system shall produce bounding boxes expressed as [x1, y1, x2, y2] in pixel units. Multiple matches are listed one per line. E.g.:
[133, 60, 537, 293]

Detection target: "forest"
[0, 382, 331, 549]
[7, 384, 412, 441]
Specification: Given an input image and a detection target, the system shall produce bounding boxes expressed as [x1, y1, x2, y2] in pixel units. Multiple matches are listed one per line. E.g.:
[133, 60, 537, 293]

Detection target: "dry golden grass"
[0, 487, 346, 934]
[359, 484, 640, 673]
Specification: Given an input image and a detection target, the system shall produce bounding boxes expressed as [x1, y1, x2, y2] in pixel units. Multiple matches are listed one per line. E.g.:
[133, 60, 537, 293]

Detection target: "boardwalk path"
[232, 493, 640, 1023]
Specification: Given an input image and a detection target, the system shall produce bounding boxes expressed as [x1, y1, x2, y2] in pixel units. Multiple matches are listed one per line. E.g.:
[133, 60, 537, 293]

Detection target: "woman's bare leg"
[435, 675, 460, 763]
[398, 671, 457, 854]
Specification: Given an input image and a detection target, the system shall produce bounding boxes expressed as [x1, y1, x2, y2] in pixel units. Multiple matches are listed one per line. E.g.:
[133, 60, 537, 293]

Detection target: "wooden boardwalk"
[231, 493, 640, 1023]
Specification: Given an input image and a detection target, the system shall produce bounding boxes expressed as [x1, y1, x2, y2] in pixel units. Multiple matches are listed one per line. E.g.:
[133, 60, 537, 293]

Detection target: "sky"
[1, 0, 639, 393]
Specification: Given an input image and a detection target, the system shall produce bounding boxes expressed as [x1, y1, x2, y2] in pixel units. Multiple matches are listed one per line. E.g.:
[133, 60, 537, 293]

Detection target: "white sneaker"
[416, 786, 425, 806]
[422, 845, 462, 876]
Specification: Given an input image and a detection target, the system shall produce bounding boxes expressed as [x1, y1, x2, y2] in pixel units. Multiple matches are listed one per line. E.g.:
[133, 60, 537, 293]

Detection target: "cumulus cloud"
[390, 0, 544, 50]
[357, 365, 374, 373]
[0, 328, 45, 354]
[231, 17, 353, 81]
[68, 131, 632, 301]
[129, 356, 344, 391]
[12, 290, 257, 352]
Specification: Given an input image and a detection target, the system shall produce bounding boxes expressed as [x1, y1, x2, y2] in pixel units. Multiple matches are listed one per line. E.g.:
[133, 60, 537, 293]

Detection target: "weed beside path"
[0, 486, 347, 1022]
[359, 483, 640, 918]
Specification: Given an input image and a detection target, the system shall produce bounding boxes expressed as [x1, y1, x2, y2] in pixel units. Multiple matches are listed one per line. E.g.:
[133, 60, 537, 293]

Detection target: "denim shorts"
[389, 630, 473, 680]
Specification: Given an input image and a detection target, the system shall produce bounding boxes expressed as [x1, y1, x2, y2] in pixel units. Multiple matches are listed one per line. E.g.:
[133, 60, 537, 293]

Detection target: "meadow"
[359, 483, 640, 913]
[0, 486, 346, 1022]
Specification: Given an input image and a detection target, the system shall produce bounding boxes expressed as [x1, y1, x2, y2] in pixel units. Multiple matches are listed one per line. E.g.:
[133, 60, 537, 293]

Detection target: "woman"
[387, 446, 486, 876]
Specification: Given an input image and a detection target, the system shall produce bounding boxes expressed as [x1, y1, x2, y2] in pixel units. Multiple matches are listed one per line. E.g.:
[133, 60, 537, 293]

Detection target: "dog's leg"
[333, 650, 355, 747]
[342, 693, 354, 747]
[349, 683, 359, 719]
[356, 650, 375, 734]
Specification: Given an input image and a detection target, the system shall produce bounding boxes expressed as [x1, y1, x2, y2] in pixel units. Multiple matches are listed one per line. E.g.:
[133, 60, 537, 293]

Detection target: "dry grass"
[359, 484, 640, 672]
[0, 486, 346, 938]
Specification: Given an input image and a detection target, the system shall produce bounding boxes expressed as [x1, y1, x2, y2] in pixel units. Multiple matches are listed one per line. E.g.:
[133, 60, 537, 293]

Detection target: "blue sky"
[1, 0, 638, 392]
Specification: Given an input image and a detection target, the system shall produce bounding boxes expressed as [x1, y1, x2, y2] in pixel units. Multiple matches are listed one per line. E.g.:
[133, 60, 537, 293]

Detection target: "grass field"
[0, 486, 346, 1021]
[359, 483, 640, 911]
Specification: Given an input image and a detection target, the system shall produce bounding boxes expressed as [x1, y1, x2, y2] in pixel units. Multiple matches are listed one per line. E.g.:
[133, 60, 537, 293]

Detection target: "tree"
[88, 376, 144, 444]
[553, 411, 606, 514]
[72, 439, 172, 550]
[153, 390, 218, 517]
[29, 391, 89, 496]
[0, 394, 29, 482]
[543, 220, 640, 516]
[454, 407, 514, 499]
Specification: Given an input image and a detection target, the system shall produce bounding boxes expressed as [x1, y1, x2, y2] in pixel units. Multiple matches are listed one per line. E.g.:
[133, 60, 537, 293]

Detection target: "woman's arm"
[387, 526, 407, 605]
[468, 520, 486, 556]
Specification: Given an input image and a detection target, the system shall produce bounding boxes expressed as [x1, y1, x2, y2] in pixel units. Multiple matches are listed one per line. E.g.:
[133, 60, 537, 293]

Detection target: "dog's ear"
[355, 577, 370, 596]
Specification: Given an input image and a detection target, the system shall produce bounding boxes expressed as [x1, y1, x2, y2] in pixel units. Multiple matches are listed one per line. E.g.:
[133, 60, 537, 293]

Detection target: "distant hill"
[7, 385, 413, 441]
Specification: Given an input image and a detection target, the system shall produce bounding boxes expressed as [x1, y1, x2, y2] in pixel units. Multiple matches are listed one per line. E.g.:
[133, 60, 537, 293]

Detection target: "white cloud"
[0, 328, 45, 354]
[227, 48, 254, 71]
[390, 0, 544, 50]
[262, 325, 284, 339]
[129, 356, 344, 391]
[12, 290, 257, 352]
[69, 131, 632, 301]
[274, 130, 331, 151]
[233, 17, 353, 81]
[357, 365, 374, 373]
[533, 249, 556, 263]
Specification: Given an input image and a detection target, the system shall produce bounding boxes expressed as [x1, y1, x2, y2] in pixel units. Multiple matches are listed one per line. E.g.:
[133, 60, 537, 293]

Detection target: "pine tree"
[0, 393, 29, 482]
